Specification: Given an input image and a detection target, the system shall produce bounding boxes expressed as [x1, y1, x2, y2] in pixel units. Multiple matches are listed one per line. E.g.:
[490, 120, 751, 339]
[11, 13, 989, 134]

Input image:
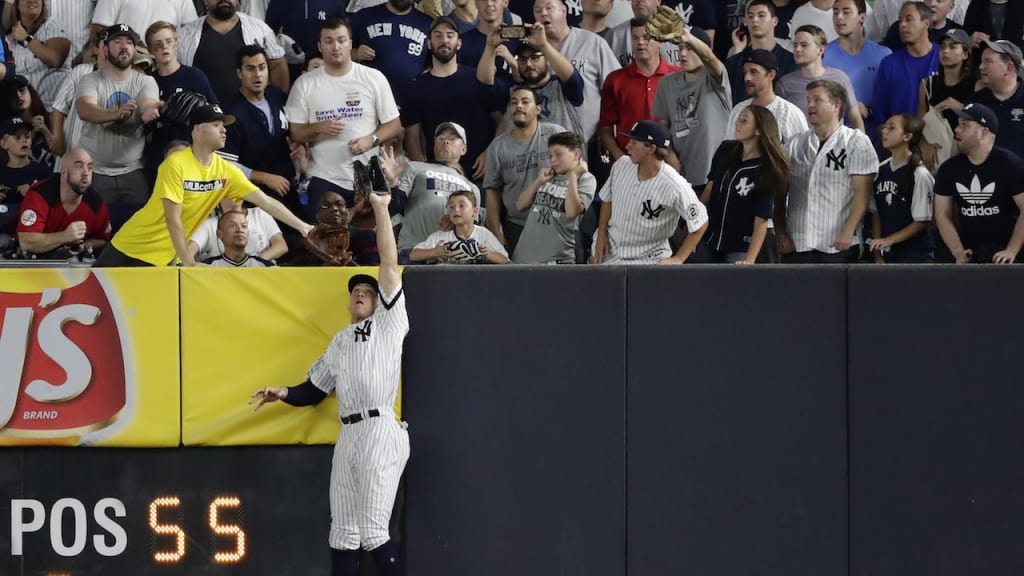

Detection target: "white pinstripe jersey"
[600, 156, 709, 263]
[10, 0, 96, 67]
[92, 0, 198, 35]
[784, 125, 879, 253]
[51, 63, 95, 172]
[726, 95, 809, 145]
[10, 19, 69, 111]
[307, 284, 408, 417]
[177, 13, 284, 66]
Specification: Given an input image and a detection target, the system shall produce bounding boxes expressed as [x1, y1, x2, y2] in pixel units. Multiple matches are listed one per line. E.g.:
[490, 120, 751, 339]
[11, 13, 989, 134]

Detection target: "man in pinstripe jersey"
[250, 189, 409, 576]
[591, 119, 708, 264]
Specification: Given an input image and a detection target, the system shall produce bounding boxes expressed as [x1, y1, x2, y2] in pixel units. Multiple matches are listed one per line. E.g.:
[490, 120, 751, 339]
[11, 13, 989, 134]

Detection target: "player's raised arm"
[368, 192, 399, 295]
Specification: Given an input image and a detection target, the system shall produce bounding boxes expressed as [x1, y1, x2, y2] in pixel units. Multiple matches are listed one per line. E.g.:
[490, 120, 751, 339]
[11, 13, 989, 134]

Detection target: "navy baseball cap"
[189, 103, 236, 127]
[743, 49, 778, 73]
[981, 39, 1022, 69]
[686, 26, 712, 48]
[952, 103, 999, 134]
[430, 16, 460, 35]
[104, 23, 140, 43]
[622, 120, 672, 149]
[942, 28, 971, 50]
[1, 116, 31, 137]
[348, 274, 379, 294]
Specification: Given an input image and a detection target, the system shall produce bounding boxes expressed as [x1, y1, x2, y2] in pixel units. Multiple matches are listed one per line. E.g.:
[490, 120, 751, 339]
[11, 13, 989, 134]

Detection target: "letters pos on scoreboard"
[1, 446, 334, 575]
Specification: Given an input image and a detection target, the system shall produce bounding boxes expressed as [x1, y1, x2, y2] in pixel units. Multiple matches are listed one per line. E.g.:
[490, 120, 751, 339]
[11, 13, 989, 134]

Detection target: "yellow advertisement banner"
[0, 268, 180, 447]
[180, 267, 401, 446]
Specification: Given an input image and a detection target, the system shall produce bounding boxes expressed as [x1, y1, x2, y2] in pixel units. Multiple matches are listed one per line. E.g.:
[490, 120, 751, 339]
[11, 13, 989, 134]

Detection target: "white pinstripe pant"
[328, 413, 410, 551]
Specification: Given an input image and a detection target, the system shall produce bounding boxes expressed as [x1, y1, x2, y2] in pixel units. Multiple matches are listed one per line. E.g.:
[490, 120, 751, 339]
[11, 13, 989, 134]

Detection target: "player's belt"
[341, 409, 381, 424]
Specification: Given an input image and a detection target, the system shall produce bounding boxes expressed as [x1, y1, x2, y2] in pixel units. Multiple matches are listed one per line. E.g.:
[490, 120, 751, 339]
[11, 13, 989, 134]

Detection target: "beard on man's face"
[210, 1, 237, 20]
[390, 0, 413, 11]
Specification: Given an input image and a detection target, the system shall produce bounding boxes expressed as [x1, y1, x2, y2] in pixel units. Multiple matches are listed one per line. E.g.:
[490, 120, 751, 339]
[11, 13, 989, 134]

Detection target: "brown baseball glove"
[418, 0, 444, 19]
[646, 6, 685, 44]
[303, 223, 354, 266]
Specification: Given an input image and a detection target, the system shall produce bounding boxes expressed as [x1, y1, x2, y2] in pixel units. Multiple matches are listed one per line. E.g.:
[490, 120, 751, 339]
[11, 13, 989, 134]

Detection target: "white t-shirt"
[92, 0, 199, 37]
[726, 95, 809, 145]
[189, 207, 283, 261]
[284, 63, 399, 189]
[413, 225, 508, 264]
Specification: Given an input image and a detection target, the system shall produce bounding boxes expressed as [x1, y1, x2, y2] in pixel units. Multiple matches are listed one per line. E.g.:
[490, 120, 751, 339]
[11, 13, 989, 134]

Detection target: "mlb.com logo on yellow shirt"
[183, 178, 228, 193]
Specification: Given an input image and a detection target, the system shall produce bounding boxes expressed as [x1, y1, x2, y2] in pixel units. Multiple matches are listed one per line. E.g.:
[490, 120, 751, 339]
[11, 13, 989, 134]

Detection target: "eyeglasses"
[518, 53, 544, 62]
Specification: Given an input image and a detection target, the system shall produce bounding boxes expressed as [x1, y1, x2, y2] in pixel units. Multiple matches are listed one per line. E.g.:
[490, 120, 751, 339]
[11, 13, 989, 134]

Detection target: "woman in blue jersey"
[700, 105, 790, 263]
[869, 114, 935, 263]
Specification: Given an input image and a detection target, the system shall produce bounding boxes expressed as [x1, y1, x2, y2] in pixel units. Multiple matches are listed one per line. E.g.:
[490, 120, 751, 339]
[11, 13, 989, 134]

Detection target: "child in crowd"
[869, 114, 935, 263]
[409, 190, 508, 264]
[512, 131, 596, 264]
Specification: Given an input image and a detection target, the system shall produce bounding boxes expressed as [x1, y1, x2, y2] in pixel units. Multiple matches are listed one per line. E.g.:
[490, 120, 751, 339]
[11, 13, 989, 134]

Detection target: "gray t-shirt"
[558, 27, 621, 143]
[484, 122, 566, 226]
[512, 172, 597, 264]
[651, 67, 732, 187]
[776, 67, 859, 119]
[76, 68, 159, 175]
[396, 161, 481, 251]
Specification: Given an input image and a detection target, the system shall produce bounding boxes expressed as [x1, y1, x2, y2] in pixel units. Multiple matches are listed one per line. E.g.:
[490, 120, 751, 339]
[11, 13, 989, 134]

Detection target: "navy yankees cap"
[189, 104, 236, 127]
[623, 120, 671, 149]
[942, 29, 971, 50]
[430, 16, 460, 36]
[1, 116, 31, 137]
[348, 274, 379, 294]
[952, 103, 999, 134]
[104, 23, 140, 44]
[743, 49, 778, 73]
[981, 39, 1022, 69]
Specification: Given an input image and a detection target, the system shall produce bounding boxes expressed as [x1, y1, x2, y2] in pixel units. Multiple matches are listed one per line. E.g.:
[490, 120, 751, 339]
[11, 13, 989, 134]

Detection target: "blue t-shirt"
[350, 4, 433, 107]
[400, 66, 499, 177]
[970, 81, 1024, 162]
[823, 39, 892, 112]
[146, 65, 218, 179]
[458, 28, 519, 82]
[871, 44, 939, 123]
[265, 0, 347, 57]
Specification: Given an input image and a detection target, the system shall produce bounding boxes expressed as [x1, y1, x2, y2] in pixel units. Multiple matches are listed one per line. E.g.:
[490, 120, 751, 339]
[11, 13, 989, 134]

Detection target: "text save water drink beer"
[0, 270, 129, 444]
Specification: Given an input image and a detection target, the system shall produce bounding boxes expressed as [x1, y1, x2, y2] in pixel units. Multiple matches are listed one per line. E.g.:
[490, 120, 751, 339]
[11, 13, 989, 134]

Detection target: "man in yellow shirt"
[94, 103, 313, 266]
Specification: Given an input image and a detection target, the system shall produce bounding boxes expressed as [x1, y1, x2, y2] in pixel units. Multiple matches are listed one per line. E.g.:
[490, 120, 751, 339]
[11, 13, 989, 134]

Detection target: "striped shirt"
[726, 95, 809, 145]
[203, 253, 275, 267]
[784, 125, 879, 253]
[92, 0, 198, 37]
[5, 0, 94, 67]
[308, 284, 408, 417]
[177, 13, 284, 66]
[51, 63, 96, 172]
[10, 18, 69, 111]
[600, 156, 708, 264]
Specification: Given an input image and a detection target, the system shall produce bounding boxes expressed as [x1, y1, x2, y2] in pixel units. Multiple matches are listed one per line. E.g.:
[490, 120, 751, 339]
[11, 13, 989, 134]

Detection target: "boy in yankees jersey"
[250, 191, 409, 576]
[591, 120, 708, 264]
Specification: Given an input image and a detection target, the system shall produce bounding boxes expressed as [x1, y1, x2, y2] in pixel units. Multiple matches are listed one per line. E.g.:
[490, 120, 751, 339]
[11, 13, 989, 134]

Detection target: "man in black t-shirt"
[934, 103, 1024, 263]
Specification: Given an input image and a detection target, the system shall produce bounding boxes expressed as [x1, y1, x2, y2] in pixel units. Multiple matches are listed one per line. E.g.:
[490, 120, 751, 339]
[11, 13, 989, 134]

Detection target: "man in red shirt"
[598, 18, 680, 165]
[16, 147, 111, 259]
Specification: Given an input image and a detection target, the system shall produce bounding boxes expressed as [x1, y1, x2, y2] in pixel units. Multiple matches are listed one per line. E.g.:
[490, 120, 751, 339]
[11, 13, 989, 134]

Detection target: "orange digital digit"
[209, 496, 247, 563]
[148, 496, 186, 562]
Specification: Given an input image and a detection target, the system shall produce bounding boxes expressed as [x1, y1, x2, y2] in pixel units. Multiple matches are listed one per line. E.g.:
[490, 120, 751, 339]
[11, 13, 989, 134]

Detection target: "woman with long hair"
[869, 114, 935, 263]
[917, 29, 974, 171]
[5, 76, 55, 168]
[6, 0, 70, 110]
[700, 105, 791, 264]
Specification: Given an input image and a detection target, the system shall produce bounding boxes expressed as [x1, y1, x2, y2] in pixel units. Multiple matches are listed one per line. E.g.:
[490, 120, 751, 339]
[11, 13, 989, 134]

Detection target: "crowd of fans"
[1, 0, 1022, 266]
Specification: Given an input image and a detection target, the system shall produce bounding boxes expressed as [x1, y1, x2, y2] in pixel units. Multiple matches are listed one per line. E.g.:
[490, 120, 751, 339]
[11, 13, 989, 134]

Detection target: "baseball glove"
[418, 0, 444, 19]
[444, 237, 485, 264]
[303, 223, 354, 266]
[161, 91, 209, 126]
[646, 6, 685, 43]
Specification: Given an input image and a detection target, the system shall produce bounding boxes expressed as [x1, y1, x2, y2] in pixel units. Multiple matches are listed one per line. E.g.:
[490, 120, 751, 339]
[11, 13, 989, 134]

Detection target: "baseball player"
[249, 190, 408, 576]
